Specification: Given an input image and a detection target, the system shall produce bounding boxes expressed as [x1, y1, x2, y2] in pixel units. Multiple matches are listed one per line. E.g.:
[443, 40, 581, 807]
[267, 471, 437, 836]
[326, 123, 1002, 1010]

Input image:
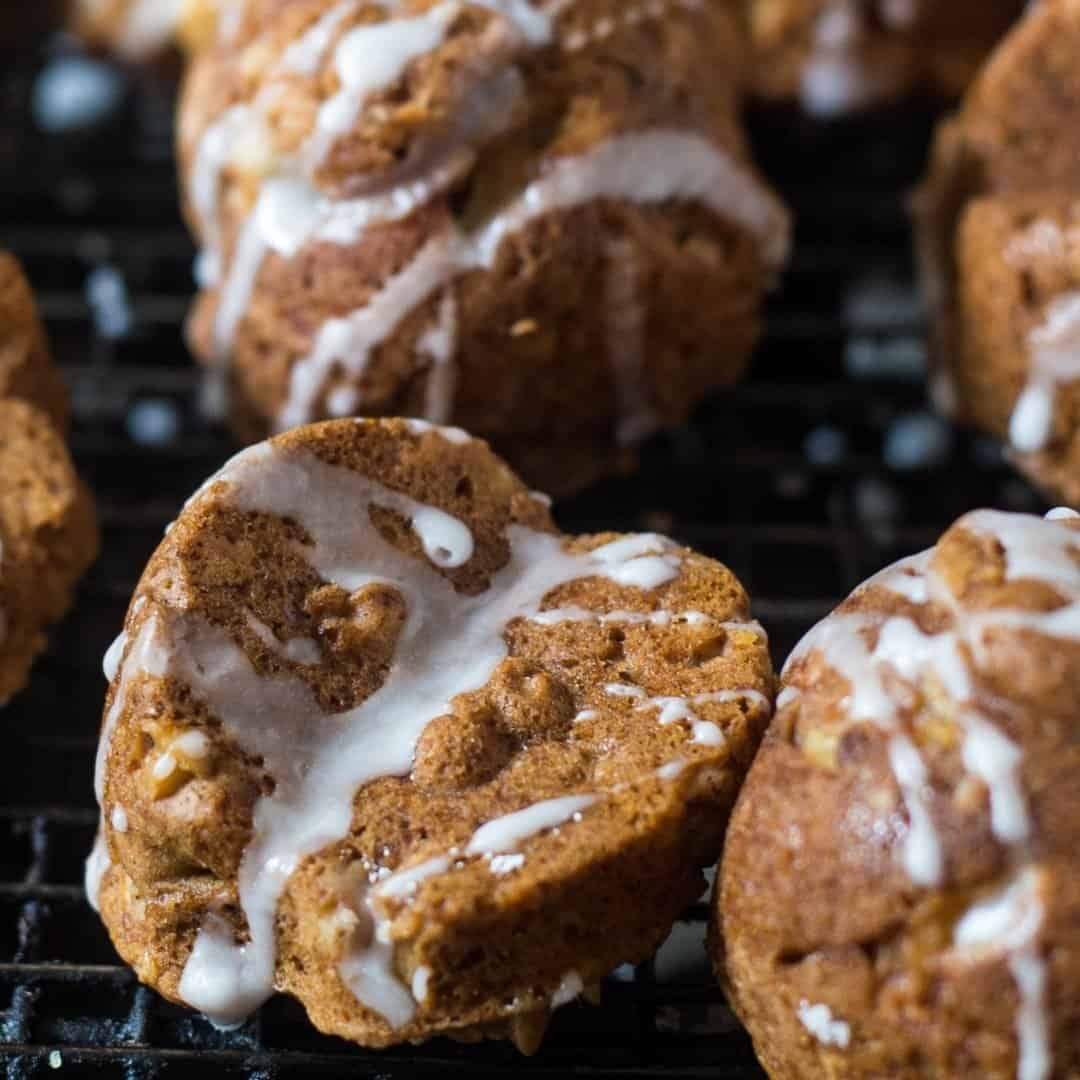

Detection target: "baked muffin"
[918, 0, 1080, 507]
[745, 0, 1022, 115]
[69, 0, 277, 61]
[0, 253, 68, 431]
[0, 399, 99, 704]
[716, 507, 1080, 1078]
[178, 0, 790, 496]
[88, 417, 775, 1050]
[0, 255, 97, 702]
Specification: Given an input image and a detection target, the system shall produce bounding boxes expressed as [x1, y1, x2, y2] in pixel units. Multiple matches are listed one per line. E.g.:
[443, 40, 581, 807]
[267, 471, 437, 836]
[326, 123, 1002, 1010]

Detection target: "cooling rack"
[0, 39, 1048, 1080]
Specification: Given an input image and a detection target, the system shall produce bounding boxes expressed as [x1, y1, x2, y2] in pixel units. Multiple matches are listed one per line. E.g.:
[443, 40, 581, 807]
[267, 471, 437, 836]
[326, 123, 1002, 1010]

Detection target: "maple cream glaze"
[89, 418, 775, 1048]
[719, 507, 1080, 1080]
[177, 0, 789, 492]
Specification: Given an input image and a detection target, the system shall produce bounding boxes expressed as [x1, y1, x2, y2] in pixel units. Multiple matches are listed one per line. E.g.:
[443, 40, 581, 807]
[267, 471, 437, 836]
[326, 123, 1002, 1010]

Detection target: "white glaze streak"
[117, 439, 690, 1028]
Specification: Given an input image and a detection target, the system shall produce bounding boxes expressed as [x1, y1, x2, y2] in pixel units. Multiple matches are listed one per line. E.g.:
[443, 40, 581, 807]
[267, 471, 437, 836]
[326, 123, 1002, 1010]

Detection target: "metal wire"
[0, 40, 1047, 1080]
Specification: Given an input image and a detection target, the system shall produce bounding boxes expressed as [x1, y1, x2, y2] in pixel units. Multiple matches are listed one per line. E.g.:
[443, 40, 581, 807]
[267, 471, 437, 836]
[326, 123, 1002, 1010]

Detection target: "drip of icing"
[785, 510, 1078, 1075]
[173, 729, 211, 759]
[465, 794, 596, 854]
[119, 0, 185, 59]
[102, 630, 127, 683]
[604, 237, 659, 447]
[528, 606, 751, 632]
[308, 2, 463, 168]
[551, 971, 584, 1007]
[84, 831, 109, 914]
[109, 439, 689, 1028]
[952, 868, 1050, 1080]
[245, 614, 323, 665]
[403, 418, 471, 443]
[799, 1, 895, 118]
[1009, 293, 1080, 453]
[634, 690, 771, 747]
[419, 292, 459, 424]
[277, 130, 789, 428]
[341, 791, 600, 1018]
[110, 806, 128, 833]
[409, 505, 475, 568]
[797, 1000, 851, 1048]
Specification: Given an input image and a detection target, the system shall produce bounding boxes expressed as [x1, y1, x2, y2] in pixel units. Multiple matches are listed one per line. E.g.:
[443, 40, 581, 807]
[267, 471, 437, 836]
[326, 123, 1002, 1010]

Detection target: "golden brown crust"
[93, 417, 775, 1049]
[0, 399, 99, 704]
[715, 508, 1080, 1078]
[0, 253, 68, 432]
[918, 0, 1080, 506]
[745, 0, 1022, 112]
[177, 0, 788, 496]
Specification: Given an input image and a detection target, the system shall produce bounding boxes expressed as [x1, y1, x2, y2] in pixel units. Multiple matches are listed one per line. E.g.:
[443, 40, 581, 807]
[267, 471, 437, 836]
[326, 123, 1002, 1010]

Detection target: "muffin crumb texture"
[177, 0, 789, 494]
[919, 0, 1080, 505]
[0, 255, 98, 704]
[717, 506, 1080, 1079]
[90, 417, 775, 1050]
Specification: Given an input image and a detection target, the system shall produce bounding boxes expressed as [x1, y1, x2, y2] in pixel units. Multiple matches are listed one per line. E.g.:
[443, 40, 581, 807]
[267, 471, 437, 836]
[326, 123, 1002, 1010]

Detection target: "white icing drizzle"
[173, 729, 211, 759]
[952, 868, 1050, 1080]
[786, 509, 1078, 1076]
[305, 2, 464, 168]
[656, 759, 686, 781]
[1009, 292, 1080, 454]
[187, 0, 787, 436]
[466, 794, 596, 854]
[605, 236, 659, 448]
[91, 434, 700, 1029]
[560, 0, 697, 52]
[411, 965, 432, 1002]
[246, 614, 323, 665]
[551, 971, 583, 1007]
[277, 130, 789, 429]
[635, 690, 771, 748]
[799, 0, 905, 117]
[116, 0, 185, 59]
[84, 831, 110, 914]
[110, 806, 129, 833]
[797, 1000, 851, 1048]
[419, 292, 459, 424]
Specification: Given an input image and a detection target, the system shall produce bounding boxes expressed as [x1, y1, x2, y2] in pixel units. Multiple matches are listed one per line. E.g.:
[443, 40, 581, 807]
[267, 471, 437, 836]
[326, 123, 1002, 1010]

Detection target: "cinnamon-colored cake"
[88, 417, 775, 1050]
[918, 0, 1080, 507]
[0, 399, 98, 704]
[0, 255, 97, 703]
[69, 0, 281, 61]
[745, 0, 1022, 115]
[0, 253, 68, 431]
[178, 0, 790, 495]
[715, 507, 1080, 1078]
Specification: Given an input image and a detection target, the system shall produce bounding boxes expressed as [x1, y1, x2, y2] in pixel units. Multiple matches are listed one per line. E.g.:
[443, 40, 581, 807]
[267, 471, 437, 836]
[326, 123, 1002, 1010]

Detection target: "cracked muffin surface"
[89, 417, 774, 1050]
[745, 0, 1022, 116]
[715, 507, 1080, 1079]
[0, 257, 97, 704]
[918, 0, 1080, 507]
[178, 0, 789, 495]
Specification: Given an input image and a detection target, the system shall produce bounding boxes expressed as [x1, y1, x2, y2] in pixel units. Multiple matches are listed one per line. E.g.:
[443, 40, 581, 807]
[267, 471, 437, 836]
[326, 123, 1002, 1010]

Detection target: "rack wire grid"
[0, 34, 1050, 1080]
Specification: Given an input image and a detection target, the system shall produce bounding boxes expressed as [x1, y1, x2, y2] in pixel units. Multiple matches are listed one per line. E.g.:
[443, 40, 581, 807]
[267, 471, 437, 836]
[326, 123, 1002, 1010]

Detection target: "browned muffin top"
[92, 418, 774, 1046]
[720, 507, 1080, 1078]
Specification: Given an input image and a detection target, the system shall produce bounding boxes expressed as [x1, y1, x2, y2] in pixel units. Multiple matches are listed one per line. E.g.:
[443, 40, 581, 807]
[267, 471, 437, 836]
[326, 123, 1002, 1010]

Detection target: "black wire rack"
[0, 35, 1048, 1080]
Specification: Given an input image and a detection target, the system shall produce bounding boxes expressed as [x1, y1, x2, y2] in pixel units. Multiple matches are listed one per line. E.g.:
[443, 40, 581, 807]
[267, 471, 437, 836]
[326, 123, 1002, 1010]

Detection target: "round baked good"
[0, 253, 67, 431]
[88, 417, 775, 1050]
[178, 0, 790, 496]
[0, 399, 99, 704]
[745, 0, 1022, 116]
[918, 0, 1080, 507]
[715, 507, 1080, 1078]
[68, 0, 279, 61]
